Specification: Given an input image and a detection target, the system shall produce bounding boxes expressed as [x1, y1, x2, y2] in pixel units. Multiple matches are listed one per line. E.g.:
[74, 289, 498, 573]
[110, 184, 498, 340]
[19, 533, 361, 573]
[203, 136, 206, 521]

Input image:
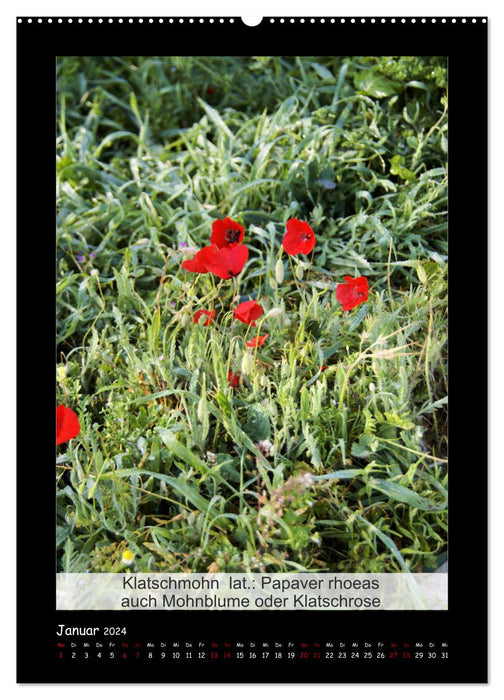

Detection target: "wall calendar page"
[16, 13, 487, 684]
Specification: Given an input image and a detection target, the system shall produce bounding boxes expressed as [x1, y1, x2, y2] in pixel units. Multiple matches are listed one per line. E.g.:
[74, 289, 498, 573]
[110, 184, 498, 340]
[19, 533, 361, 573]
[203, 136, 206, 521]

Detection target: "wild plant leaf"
[215, 455, 242, 484]
[311, 62, 334, 81]
[351, 434, 379, 458]
[370, 478, 447, 512]
[354, 71, 401, 98]
[320, 343, 340, 361]
[383, 412, 416, 431]
[197, 98, 233, 138]
[99, 468, 216, 515]
[155, 430, 209, 477]
[312, 469, 366, 481]
[243, 404, 271, 443]
[348, 303, 369, 331]
[354, 514, 410, 573]
[390, 154, 417, 182]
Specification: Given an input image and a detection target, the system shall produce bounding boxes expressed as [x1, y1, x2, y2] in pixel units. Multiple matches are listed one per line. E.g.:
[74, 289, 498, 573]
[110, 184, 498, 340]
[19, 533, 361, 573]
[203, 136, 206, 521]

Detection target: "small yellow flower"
[121, 549, 134, 566]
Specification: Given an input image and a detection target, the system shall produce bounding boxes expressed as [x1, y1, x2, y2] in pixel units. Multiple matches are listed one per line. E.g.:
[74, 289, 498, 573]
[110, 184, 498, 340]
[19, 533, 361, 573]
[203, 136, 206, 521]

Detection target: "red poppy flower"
[336, 276, 370, 311]
[282, 218, 316, 256]
[246, 334, 269, 348]
[234, 300, 263, 326]
[193, 309, 215, 326]
[181, 245, 214, 274]
[56, 405, 80, 445]
[203, 244, 249, 280]
[210, 217, 244, 249]
[228, 371, 241, 389]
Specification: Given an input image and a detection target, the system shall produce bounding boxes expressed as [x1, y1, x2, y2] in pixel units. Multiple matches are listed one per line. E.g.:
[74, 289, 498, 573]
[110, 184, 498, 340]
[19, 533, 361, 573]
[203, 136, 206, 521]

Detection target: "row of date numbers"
[59, 650, 448, 661]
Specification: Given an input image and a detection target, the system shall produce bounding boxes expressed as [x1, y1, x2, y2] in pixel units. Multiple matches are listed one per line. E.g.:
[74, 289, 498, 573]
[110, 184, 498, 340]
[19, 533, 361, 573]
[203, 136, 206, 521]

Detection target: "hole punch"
[241, 17, 263, 27]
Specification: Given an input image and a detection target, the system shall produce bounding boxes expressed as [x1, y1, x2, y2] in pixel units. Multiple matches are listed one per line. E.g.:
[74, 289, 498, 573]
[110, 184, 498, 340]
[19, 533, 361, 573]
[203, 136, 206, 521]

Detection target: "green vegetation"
[56, 56, 448, 574]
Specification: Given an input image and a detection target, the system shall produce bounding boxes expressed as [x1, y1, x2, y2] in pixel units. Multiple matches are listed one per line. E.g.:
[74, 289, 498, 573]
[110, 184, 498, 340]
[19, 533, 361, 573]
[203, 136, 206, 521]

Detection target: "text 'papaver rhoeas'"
[282, 218, 316, 256]
[336, 275, 369, 311]
[56, 405, 81, 445]
[234, 300, 263, 326]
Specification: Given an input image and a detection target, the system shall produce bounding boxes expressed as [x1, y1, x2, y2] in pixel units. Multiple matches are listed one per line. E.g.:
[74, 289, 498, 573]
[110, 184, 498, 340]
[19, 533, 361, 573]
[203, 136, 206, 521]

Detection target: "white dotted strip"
[17, 17, 234, 23]
[267, 17, 487, 23]
[17, 17, 488, 24]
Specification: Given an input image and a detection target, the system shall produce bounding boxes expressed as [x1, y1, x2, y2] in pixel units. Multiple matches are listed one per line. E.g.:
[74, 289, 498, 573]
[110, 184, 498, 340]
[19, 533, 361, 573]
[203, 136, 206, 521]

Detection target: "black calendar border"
[17, 17, 488, 684]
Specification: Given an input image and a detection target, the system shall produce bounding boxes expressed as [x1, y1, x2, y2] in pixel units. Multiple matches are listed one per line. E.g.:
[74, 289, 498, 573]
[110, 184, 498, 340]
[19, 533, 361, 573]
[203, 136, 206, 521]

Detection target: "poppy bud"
[241, 351, 254, 375]
[197, 395, 207, 423]
[56, 365, 68, 385]
[417, 264, 428, 286]
[264, 307, 283, 319]
[275, 258, 284, 284]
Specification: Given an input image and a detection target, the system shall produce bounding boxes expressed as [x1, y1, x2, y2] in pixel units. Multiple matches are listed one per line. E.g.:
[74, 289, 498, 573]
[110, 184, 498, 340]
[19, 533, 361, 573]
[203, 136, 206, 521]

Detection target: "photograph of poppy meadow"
[57, 56, 448, 575]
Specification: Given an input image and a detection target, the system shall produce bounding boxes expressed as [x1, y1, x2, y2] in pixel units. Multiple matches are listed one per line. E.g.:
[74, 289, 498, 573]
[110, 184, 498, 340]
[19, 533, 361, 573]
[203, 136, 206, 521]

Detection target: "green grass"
[56, 56, 448, 574]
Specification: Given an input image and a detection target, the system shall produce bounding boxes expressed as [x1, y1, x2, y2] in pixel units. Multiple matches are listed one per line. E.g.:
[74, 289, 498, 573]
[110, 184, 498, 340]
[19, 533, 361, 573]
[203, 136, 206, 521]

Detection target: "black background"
[17, 15, 488, 684]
